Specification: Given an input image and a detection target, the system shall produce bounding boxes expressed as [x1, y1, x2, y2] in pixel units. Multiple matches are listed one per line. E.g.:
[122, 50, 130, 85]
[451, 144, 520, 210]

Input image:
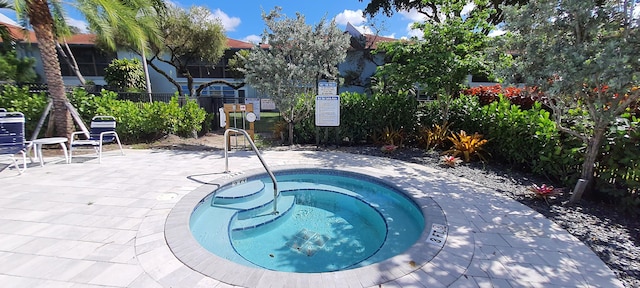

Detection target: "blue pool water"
[190, 169, 425, 273]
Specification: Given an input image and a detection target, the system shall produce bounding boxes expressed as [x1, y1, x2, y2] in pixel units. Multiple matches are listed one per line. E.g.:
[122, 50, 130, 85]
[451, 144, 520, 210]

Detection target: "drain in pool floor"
[285, 229, 330, 256]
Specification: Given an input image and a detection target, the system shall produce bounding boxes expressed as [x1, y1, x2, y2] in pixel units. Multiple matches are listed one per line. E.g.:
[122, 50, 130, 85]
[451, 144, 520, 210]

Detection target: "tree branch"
[146, 56, 184, 96]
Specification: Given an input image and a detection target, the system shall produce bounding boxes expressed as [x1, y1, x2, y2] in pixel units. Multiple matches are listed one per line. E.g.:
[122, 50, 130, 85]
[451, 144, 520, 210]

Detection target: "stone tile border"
[164, 165, 459, 287]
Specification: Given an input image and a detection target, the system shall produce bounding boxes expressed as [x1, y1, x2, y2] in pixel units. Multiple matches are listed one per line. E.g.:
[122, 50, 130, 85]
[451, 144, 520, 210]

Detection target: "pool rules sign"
[315, 82, 339, 127]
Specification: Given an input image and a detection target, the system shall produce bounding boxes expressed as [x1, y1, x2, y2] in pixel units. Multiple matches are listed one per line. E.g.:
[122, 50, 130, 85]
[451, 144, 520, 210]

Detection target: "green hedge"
[2, 85, 207, 143]
[0, 85, 48, 138]
[69, 89, 206, 143]
[295, 92, 419, 144]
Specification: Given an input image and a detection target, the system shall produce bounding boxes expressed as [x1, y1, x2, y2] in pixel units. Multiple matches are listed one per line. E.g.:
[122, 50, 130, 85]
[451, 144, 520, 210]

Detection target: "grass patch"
[228, 111, 282, 133]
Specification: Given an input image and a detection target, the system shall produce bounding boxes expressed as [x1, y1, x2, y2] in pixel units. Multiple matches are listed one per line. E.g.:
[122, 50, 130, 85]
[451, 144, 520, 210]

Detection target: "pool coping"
[165, 165, 468, 287]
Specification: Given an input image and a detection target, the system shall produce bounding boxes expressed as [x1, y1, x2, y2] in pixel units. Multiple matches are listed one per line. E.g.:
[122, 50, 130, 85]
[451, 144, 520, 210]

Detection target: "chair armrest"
[99, 131, 118, 142]
[70, 131, 87, 141]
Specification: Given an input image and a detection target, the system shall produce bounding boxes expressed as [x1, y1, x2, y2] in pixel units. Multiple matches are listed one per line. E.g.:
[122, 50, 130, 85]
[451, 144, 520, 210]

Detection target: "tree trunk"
[288, 121, 294, 146]
[27, 0, 73, 139]
[186, 74, 194, 97]
[570, 125, 607, 203]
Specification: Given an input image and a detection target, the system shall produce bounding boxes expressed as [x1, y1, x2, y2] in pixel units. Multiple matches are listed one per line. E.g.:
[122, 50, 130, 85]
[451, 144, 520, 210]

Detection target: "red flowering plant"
[528, 184, 562, 205]
[440, 155, 462, 167]
[461, 84, 539, 109]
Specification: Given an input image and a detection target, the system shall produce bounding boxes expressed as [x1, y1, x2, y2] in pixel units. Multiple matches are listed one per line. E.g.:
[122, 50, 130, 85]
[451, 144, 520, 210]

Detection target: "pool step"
[230, 194, 296, 231]
[213, 180, 265, 205]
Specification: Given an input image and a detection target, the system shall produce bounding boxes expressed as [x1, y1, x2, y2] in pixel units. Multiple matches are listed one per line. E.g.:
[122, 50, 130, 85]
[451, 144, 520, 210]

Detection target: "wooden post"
[223, 103, 254, 150]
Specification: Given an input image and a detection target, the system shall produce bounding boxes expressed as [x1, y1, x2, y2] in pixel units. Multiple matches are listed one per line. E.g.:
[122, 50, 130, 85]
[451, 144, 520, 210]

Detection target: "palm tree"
[14, 0, 162, 139]
[20, 0, 72, 138]
[0, 0, 15, 48]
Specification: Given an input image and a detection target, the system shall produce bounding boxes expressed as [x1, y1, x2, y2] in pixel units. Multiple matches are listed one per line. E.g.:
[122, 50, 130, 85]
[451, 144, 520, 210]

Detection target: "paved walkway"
[0, 149, 624, 287]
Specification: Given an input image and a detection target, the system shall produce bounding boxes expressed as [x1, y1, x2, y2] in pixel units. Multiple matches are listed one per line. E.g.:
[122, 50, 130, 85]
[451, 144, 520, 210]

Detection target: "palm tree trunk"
[55, 41, 86, 85]
[26, 0, 73, 139]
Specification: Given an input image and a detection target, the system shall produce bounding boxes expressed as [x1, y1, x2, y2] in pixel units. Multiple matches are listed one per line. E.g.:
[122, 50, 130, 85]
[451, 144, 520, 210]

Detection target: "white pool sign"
[315, 81, 340, 127]
[318, 81, 337, 96]
[315, 95, 340, 127]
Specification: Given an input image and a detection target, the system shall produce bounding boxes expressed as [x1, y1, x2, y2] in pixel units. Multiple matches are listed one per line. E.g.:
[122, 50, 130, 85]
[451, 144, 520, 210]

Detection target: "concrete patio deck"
[0, 149, 624, 287]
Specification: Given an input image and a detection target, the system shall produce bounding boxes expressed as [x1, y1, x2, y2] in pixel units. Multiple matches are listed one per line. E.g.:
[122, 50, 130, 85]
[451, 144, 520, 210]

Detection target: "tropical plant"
[242, 7, 350, 145]
[380, 144, 398, 153]
[461, 84, 540, 109]
[441, 155, 462, 168]
[502, 0, 640, 202]
[14, 0, 163, 139]
[272, 120, 288, 143]
[528, 184, 561, 206]
[104, 58, 146, 92]
[444, 130, 489, 162]
[375, 126, 405, 147]
[419, 122, 452, 150]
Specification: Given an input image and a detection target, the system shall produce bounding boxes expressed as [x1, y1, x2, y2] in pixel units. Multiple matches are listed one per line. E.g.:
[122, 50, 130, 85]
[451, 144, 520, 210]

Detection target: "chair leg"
[18, 151, 26, 174]
[98, 142, 103, 164]
[114, 133, 124, 156]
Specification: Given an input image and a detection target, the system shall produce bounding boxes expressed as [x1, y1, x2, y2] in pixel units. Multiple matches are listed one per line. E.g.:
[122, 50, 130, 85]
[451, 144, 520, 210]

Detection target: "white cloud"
[400, 9, 426, 22]
[406, 23, 423, 39]
[66, 17, 88, 33]
[212, 9, 241, 32]
[335, 9, 366, 26]
[243, 34, 261, 44]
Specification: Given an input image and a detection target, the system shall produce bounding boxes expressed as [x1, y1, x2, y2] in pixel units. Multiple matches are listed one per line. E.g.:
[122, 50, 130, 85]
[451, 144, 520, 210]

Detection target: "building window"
[179, 50, 245, 79]
[184, 84, 236, 98]
[58, 46, 116, 77]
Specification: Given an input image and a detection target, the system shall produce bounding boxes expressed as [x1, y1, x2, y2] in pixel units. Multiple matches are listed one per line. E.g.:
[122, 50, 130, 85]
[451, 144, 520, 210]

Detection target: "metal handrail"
[224, 128, 279, 214]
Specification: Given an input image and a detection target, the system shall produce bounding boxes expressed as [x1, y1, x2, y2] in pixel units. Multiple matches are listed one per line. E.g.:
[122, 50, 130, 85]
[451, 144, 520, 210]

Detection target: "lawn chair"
[0, 110, 27, 174]
[69, 116, 124, 163]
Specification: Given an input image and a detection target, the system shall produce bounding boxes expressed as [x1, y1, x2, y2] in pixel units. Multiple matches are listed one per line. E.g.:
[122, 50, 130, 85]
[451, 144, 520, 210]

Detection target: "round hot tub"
[190, 169, 424, 272]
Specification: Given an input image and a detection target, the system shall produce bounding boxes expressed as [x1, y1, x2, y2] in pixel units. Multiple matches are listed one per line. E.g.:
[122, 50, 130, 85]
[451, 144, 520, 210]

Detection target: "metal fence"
[18, 84, 247, 130]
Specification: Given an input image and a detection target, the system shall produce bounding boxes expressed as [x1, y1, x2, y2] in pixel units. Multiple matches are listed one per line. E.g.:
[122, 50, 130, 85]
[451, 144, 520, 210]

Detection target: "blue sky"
[2, 1, 640, 43]
[0, 0, 427, 42]
[165, 0, 425, 42]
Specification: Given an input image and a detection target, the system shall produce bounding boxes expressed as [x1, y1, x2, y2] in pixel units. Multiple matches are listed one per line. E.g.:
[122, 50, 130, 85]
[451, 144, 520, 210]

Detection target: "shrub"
[69, 89, 207, 143]
[176, 99, 207, 137]
[68, 87, 117, 124]
[461, 84, 539, 109]
[420, 94, 583, 183]
[295, 92, 419, 145]
[0, 85, 48, 137]
[339, 92, 372, 144]
[594, 113, 640, 213]
[103, 58, 146, 92]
